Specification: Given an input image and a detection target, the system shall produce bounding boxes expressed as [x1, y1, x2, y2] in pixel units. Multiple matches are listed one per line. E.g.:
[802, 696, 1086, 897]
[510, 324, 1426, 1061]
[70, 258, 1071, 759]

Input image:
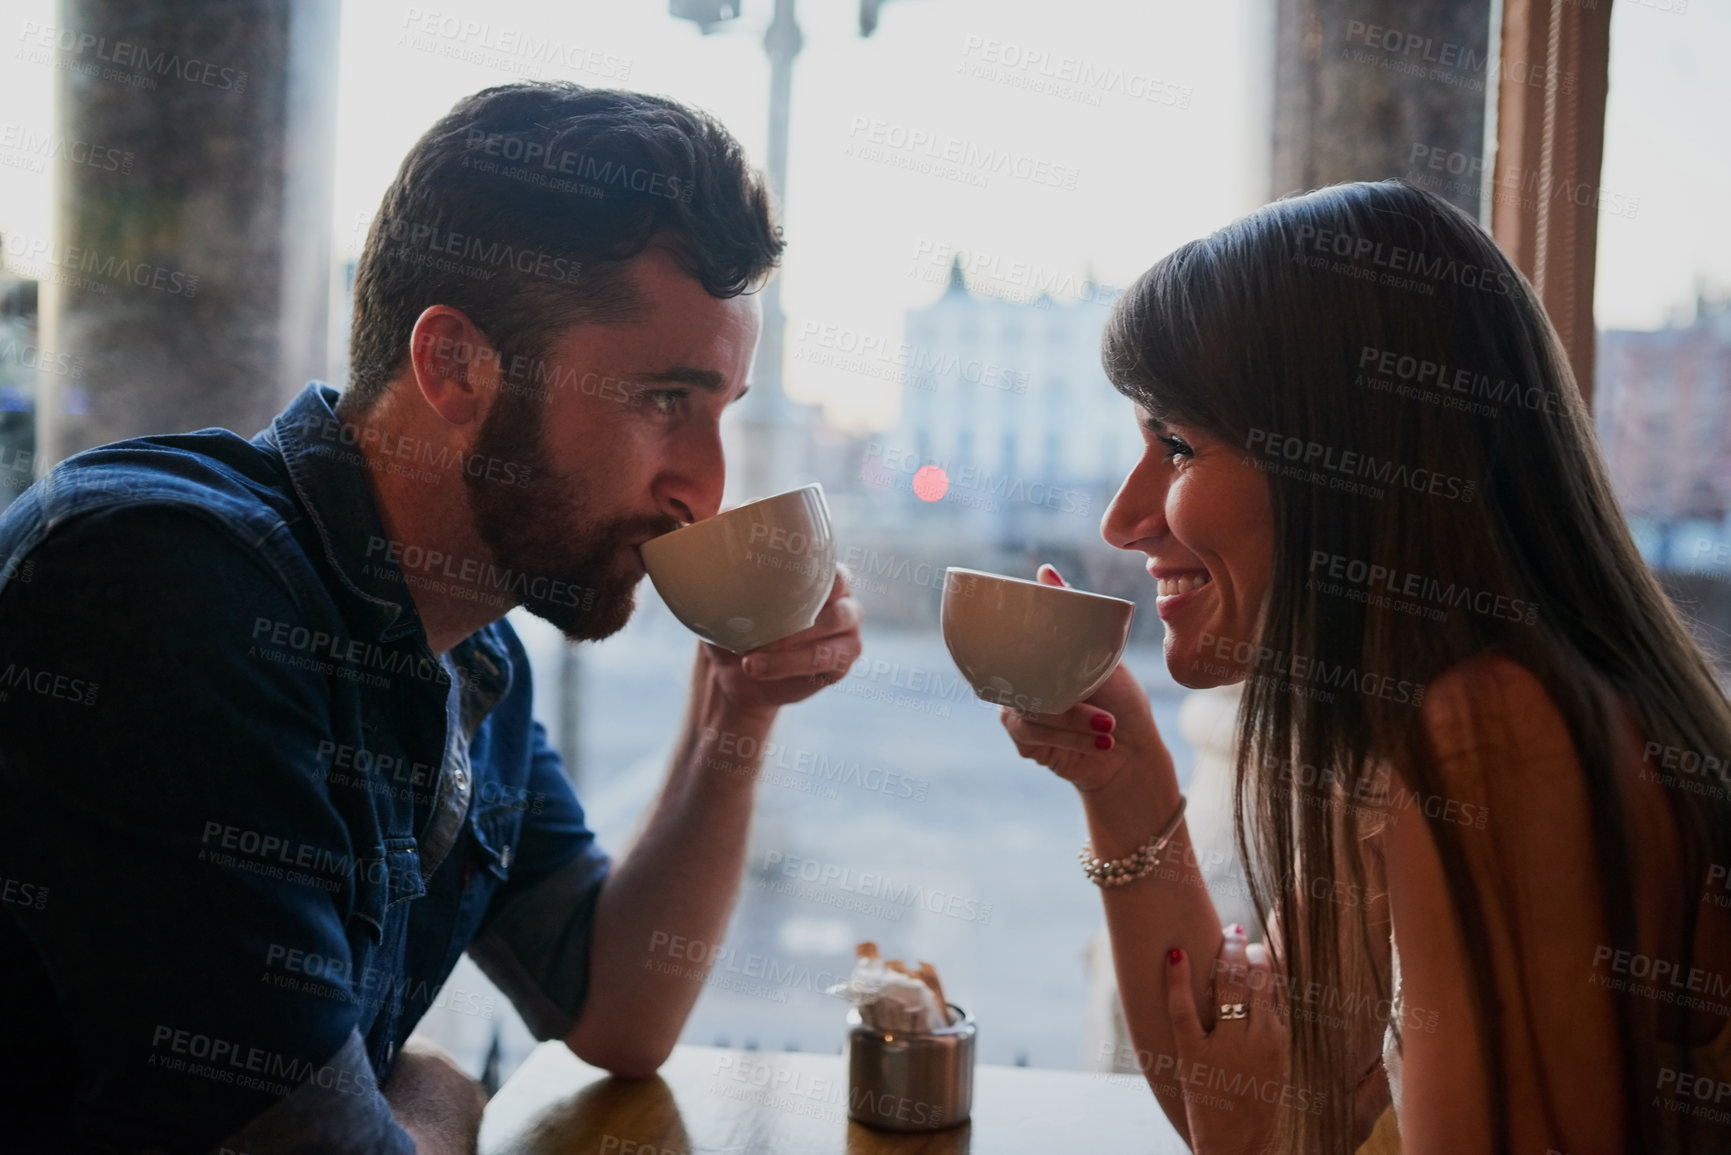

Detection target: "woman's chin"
[1171, 665, 1230, 691]
[1163, 635, 1241, 690]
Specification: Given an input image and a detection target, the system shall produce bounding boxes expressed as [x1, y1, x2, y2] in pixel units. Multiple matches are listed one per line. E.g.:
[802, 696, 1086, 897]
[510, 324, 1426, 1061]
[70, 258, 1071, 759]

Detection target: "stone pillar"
[1271, 0, 1494, 218]
[36, 0, 339, 466]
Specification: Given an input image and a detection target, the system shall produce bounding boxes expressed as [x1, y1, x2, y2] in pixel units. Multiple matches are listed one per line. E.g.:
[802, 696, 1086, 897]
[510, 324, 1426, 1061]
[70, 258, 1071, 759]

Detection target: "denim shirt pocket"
[349, 836, 427, 943]
[469, 799, 525, 883]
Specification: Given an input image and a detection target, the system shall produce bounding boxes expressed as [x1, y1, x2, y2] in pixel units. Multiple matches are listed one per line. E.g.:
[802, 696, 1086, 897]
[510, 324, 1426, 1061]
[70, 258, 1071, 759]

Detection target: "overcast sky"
[2, 0, 1725, 430]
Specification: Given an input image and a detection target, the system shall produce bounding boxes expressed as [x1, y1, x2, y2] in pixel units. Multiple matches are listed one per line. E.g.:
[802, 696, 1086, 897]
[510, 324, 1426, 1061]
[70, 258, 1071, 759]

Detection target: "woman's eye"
[1156, 434, 1193, 459]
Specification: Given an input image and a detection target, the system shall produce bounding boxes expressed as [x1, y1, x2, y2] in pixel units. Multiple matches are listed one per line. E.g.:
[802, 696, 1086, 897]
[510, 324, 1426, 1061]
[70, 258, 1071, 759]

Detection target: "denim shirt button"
[499, 844, 512, 869]
[454, 768, 469, 791]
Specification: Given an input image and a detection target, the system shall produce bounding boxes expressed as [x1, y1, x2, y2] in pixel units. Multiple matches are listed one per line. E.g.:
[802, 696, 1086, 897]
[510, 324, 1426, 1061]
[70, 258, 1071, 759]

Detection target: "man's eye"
[646, 389, 688, 415]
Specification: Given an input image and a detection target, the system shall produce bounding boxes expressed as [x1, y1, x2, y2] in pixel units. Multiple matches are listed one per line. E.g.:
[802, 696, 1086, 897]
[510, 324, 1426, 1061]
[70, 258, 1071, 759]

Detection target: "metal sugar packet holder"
[845, 1003, 976, 1132]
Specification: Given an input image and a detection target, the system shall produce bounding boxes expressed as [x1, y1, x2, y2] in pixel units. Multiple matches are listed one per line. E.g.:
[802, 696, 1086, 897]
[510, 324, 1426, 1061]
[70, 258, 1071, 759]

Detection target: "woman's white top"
[1382, 934, 1406, 1113]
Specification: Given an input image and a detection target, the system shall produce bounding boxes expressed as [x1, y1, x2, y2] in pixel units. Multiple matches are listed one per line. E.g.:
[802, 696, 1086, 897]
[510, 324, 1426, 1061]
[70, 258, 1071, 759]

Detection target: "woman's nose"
[1101, 452, 1168, 551]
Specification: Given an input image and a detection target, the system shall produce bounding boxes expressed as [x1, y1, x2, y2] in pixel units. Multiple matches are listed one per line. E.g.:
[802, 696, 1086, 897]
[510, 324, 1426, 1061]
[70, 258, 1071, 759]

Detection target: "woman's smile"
[1150, 565, 1215, 619]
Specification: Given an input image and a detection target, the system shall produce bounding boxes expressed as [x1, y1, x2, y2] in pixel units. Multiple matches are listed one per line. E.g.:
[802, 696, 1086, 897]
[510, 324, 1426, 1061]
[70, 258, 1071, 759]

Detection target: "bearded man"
[0, 82, 861, 1154]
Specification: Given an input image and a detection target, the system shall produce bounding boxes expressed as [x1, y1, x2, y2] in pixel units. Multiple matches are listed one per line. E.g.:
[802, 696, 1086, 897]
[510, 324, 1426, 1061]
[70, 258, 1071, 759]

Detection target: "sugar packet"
[826, 942, 955, 1032]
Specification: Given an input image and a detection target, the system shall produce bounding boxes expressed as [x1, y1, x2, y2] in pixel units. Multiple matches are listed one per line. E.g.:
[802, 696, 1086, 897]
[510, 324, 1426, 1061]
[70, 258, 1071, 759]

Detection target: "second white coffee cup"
[941, 566, 1134, 714]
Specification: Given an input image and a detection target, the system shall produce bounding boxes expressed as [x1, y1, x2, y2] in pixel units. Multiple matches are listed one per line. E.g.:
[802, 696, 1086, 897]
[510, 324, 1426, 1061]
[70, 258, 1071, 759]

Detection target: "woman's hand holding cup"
[997, 563, 1167, 794]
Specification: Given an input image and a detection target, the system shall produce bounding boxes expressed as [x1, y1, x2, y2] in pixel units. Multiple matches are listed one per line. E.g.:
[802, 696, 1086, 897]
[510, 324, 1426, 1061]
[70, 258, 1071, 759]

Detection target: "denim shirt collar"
[256, 383, 512, 708]
[260, 383, 421, 644]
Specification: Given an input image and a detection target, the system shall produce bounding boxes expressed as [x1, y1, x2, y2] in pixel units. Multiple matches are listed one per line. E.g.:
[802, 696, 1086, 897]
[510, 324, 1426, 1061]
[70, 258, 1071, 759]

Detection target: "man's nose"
[657, 427, 726, 525]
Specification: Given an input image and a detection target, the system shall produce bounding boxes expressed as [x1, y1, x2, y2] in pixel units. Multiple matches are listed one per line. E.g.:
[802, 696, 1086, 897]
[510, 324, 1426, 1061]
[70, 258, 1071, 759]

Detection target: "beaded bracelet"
[1079, 796, 1188, 888]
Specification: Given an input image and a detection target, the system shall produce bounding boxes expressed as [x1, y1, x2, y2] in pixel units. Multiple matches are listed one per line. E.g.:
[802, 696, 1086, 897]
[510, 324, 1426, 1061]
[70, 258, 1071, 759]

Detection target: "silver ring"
[1217, 1003, 1248, 1020]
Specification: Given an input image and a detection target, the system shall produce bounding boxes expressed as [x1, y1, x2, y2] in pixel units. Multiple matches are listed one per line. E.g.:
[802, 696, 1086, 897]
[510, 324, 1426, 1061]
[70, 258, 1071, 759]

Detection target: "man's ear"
[406, 306, 499, 426]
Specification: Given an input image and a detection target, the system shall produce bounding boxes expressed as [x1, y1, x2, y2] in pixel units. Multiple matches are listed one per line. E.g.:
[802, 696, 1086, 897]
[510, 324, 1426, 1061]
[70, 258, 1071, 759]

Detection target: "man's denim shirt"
[0, 383, 611, 1153]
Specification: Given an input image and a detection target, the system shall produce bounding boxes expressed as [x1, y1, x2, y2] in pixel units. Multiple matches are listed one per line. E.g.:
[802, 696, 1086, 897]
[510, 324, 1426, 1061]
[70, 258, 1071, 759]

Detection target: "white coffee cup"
[940, 567, 1135, 714]
[642, 483, 836, 654]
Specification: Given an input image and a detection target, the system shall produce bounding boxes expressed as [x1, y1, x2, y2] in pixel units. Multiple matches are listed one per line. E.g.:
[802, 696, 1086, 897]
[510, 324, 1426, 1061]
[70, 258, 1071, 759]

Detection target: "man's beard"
[464, 387, 679, 642]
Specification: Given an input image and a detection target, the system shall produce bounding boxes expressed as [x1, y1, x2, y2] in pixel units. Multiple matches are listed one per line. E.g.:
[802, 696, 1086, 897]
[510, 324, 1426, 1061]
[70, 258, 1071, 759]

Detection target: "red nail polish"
[1230, 924, 1244, 937]
[1095, 734, 1113, 751]
[1168, 948, 1183, 966]
[1090, 714, 1113, 733]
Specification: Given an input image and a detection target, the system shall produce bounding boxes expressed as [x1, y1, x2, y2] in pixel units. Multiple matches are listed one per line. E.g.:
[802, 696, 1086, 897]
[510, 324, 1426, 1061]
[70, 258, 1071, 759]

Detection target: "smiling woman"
[999, 179, 1731, 1154]
[1101, 412, 1274, 686]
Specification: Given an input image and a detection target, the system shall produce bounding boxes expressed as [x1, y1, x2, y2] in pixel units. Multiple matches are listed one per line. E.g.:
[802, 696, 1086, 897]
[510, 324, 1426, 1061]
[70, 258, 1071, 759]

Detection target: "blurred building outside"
[1599, 290, 1731, 569]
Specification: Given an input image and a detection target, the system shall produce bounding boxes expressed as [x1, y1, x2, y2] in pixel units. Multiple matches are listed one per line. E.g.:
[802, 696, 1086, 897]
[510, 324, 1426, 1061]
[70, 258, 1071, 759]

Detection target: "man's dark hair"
[344, 83, 784, 410]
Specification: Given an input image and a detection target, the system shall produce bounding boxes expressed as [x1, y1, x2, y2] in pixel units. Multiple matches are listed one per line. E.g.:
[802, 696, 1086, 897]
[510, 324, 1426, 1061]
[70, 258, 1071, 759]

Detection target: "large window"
[432, 0, 1263, 1074]
[1593, 2, 1731, 669]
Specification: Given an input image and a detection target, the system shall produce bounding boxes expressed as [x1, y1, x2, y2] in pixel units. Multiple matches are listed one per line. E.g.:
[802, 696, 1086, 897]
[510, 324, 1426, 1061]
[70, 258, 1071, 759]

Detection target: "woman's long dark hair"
[1102, 180, 1731, 1152]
